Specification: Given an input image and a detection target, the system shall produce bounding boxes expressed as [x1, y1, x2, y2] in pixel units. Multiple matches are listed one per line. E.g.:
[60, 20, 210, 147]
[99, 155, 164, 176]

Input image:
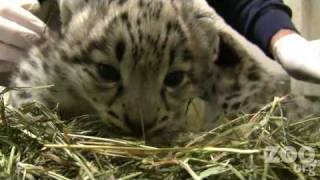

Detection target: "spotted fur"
[9, 0, 308, 141]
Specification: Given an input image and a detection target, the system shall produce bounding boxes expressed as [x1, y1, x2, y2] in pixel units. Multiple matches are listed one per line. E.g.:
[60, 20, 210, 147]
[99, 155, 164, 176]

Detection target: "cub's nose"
[124, 115, 156, 136]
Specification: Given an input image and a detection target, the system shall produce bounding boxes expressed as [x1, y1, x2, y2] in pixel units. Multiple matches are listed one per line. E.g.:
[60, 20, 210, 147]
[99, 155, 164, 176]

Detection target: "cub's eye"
[97, 64, 121, 82]
[164, 71, 185, 88]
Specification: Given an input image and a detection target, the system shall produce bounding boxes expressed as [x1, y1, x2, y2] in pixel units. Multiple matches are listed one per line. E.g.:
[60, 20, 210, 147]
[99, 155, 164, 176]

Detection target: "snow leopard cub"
[9, 0, 274, 139]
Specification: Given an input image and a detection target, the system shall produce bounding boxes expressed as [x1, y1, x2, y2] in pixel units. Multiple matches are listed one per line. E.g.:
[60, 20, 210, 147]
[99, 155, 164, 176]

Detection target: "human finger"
[0, 4, 45, 35]
[1, 0, 40, 11]
[0, 16, 40, 49]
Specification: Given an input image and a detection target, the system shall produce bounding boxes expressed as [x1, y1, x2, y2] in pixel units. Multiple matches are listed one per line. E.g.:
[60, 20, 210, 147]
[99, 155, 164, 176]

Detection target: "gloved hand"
[0, 0, 44, 73]
[272, 32, 320, 83]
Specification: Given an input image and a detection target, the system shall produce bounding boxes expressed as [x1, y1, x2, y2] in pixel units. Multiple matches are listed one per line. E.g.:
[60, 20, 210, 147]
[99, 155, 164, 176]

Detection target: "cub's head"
[55, 0, 254, 138]
[55, 0, 220, 137]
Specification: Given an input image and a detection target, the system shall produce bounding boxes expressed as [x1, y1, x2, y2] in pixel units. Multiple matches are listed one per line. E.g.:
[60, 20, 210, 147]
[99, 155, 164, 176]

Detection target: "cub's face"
[60, 0, 219, 136]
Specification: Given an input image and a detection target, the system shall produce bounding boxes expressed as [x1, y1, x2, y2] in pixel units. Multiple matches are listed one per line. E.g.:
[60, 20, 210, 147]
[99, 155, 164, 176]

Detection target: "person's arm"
[208, 0, 296, 57]
[210, 0, 320, 83]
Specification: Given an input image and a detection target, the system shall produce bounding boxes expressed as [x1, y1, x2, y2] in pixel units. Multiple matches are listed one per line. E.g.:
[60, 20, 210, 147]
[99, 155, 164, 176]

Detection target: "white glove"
[272, 33, 320, 83]
[0, 0, 44, 73]
[8, 0, 40, 11]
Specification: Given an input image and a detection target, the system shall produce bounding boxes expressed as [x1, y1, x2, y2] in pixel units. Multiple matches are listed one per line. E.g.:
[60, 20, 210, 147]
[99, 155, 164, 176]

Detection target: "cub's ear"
[58, 0, 88, 25]
[186, 0, 265, 67]
[178, 0, 220, 63]
[185, 0, 273, 102]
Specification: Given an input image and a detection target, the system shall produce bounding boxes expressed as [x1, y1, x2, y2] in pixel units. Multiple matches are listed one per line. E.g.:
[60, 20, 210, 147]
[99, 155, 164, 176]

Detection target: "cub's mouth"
[71, 114, 167, 138]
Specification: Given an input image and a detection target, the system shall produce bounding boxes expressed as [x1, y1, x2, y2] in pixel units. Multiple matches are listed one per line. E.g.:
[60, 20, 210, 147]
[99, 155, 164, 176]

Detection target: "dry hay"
[1, 88, 320, 180]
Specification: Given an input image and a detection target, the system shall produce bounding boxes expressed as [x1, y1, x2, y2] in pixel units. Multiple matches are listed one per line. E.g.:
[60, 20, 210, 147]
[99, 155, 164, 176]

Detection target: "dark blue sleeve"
[208, 0, 297, 57]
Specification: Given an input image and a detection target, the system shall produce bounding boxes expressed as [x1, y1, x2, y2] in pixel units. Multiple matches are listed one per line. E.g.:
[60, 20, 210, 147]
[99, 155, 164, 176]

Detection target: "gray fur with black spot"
[10, 0, 312, 141]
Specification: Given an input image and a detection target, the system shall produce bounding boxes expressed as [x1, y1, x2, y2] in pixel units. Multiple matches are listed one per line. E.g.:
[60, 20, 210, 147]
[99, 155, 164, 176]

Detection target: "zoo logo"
[264, 146, 318, 176]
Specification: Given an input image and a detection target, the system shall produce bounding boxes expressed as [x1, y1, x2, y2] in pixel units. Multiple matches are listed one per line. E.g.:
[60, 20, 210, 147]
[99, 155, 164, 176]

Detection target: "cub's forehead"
[66, 0, 191, 40]
[59, 0, 223, 72]
[63, 0, 195, 64]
